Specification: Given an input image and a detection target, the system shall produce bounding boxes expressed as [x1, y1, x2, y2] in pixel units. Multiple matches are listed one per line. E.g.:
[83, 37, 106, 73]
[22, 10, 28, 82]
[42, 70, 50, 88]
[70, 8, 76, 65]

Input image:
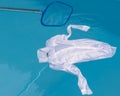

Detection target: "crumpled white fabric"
[37, 24, 116, 95]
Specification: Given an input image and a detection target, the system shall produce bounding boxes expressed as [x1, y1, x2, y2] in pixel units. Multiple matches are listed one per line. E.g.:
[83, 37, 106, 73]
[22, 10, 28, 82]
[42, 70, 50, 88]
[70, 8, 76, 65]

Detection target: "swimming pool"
[0, 0, 120, 96]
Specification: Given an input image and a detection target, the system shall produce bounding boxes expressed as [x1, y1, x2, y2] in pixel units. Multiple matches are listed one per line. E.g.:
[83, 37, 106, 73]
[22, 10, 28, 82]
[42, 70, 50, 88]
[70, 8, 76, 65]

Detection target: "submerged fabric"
[37, 24, 116, 95]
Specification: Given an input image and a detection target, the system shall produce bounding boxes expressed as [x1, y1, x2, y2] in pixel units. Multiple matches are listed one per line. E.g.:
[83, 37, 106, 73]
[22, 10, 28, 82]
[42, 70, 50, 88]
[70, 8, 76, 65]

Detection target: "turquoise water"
[0, 0, 120, 96]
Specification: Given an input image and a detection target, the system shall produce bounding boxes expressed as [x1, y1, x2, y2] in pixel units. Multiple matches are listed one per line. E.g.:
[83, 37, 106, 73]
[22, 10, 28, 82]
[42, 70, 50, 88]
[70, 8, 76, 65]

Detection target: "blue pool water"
[0, 0, 120, 96]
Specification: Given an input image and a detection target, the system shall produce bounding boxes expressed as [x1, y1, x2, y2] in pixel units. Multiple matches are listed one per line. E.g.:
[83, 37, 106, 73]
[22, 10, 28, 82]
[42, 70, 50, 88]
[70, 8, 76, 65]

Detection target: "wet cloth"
[37, 24, 116, 95]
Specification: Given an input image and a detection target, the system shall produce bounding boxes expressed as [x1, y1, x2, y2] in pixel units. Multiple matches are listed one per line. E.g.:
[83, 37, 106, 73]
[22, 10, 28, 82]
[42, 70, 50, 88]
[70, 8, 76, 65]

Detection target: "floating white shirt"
[37, 24, 116, 95]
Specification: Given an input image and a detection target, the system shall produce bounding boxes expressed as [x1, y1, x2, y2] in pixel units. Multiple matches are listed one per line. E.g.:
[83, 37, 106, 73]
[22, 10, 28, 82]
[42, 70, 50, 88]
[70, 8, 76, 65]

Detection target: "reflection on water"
[0, 64, 31, 96]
